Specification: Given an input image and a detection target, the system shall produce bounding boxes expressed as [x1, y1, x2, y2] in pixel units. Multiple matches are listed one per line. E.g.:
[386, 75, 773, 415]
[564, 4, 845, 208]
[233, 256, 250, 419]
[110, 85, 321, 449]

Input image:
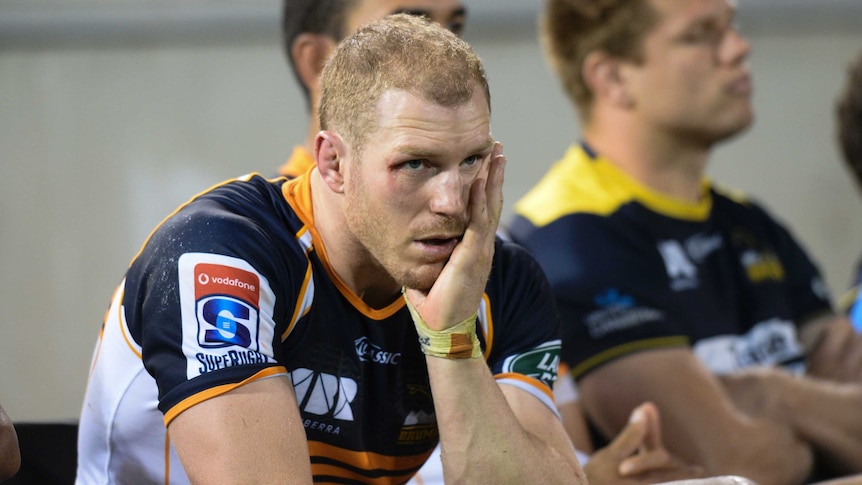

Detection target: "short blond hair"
[319, 13, 490, 155]
[541, 0, 657, 121]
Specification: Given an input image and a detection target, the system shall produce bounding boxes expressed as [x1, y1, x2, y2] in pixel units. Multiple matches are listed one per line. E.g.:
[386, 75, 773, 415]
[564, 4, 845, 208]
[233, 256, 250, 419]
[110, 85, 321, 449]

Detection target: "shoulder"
[514, 145, 636, 228]
[710, 183, 782, 223]
[150, 174, 291, 244]
[130, 174, 305, 282]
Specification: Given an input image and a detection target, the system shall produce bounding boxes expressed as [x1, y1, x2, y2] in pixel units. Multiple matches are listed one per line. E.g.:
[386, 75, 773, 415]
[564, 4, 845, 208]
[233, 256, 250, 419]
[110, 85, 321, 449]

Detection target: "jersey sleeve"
[481, 238, 565, 414]
[512, 213, 687, 380]
[123, 181, 298, 421]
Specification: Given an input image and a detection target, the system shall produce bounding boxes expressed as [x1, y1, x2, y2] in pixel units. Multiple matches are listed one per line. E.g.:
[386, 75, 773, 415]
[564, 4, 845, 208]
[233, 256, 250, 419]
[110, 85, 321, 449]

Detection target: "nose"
[428, 169, 468, 217]
[720, 26, 750, 65]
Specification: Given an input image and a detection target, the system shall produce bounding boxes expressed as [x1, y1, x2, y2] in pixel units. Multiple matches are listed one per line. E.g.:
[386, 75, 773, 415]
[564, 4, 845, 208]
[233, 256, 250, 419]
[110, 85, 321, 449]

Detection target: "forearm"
[581, 351, 812, 484]
[771, 376, 862, 474]
[426, 356, 585, 484]
[721, 368, 862, 476]
[692, 414, 812, 484]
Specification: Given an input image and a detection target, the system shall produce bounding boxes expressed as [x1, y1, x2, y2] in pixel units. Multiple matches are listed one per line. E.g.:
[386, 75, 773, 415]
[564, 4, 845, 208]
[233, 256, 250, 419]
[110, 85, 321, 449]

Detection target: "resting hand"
[585, 402, 704, 485]
[805, 316, 862, 383]
[403, 142, 505, 330]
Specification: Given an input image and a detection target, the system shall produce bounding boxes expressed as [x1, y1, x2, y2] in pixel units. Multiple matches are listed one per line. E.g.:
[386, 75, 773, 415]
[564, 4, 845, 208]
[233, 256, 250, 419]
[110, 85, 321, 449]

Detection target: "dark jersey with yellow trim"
[77, 171, 561, 485]
[507, 143, 832, 381]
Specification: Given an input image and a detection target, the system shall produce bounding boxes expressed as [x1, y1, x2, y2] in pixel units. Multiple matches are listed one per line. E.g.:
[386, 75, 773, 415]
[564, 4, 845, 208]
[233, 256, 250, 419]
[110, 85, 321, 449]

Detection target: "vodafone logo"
[197, 272, 257, 292]
[194, 263, 260, 305]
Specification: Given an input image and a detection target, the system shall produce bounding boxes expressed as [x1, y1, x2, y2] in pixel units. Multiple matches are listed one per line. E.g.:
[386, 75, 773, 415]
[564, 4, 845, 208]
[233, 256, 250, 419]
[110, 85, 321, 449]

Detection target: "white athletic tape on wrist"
[402, 289, 481, 359]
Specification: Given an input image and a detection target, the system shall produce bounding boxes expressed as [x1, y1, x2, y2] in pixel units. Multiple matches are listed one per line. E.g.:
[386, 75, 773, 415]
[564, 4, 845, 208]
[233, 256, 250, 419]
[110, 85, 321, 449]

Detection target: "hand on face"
[403, 142, 505, 331]
[585, 402, 705, 485]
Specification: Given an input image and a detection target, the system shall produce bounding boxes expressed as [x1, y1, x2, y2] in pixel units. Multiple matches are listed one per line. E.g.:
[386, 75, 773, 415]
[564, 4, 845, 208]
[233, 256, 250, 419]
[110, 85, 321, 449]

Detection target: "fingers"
[460, 141, 505, 267]
[486, 142, 506, 229]
[637, 401, 663, 449]
[603, 405, 649, 461]
[410, 142, 506, 329]
[616, 402, 677, 476]
[618, 447, 674, 476]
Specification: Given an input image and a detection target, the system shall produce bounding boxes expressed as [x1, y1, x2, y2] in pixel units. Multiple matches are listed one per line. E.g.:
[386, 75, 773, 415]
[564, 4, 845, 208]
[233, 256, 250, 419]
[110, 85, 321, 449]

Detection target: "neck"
[309, 173, 402, 309]
[584, 115, 710, 203]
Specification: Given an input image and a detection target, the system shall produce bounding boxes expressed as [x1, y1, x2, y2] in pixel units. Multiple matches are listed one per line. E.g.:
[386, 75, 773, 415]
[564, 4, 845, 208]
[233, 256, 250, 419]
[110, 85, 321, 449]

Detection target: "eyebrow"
[399, 138, 493, 160]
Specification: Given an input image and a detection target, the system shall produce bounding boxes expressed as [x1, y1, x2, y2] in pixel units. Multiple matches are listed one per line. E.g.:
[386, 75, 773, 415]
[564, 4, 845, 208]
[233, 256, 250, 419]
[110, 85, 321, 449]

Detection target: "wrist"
[403, 290, 481, 359]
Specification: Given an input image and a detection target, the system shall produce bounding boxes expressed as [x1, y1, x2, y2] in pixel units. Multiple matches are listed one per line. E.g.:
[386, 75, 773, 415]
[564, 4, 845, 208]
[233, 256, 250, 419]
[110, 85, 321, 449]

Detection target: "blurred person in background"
[837, 48, 862, 331]
[276, 0, 466, 178]
[509, 0, 862, 482]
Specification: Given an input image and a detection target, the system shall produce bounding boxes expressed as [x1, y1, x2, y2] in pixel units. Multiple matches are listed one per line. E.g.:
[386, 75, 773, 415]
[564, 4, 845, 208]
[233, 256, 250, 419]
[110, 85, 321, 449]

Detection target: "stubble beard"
[345, 172, 462, 293]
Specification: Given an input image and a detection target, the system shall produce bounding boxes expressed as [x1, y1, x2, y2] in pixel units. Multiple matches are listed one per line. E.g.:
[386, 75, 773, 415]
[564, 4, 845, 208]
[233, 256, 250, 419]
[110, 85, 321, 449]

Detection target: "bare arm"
[404, 144, 583, 483]
[426, 358, 585, 483]
[168, 375, 313, 484]
[579, 348, 813, 484]
[721, 367, 862, 476]
[0, 404, 20, 480]
[802, 315, 862, 383]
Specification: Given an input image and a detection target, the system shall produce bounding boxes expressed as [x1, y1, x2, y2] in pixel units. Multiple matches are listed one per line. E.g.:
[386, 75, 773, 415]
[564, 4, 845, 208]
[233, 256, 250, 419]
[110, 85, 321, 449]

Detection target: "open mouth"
[421, 237, 460, 246]
[414, 235, 462, 259]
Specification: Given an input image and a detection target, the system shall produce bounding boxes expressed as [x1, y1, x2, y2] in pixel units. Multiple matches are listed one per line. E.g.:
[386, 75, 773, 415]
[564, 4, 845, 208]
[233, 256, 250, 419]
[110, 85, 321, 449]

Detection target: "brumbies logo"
[194, 263, 260, 349]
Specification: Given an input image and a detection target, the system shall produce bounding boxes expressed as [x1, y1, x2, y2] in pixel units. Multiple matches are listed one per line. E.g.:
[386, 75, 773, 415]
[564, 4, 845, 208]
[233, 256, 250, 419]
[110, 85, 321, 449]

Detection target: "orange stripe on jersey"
[88, 282, 126, 378]
[308, 440, 432, 484]
[163, 366, 288, 426]
[558, 361, 571, 376]
[117, 285, 142, 360]
[494, 372, 554, 403]
[480, 293, 494, 359]
[283, 172, 405, 320]
[283, 260, 313, 342]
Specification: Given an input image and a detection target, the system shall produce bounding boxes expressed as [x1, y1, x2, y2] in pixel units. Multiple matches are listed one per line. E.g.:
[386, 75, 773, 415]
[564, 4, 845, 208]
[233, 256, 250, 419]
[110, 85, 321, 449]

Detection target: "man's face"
[346, 0, 467, 37]
[624, 0, 753, 144]
[342, 88, 492, 291]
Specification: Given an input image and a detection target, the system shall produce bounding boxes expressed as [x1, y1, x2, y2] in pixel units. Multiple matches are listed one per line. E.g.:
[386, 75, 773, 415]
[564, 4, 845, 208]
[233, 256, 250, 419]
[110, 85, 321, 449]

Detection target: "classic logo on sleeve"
[179, 253, 277, 379]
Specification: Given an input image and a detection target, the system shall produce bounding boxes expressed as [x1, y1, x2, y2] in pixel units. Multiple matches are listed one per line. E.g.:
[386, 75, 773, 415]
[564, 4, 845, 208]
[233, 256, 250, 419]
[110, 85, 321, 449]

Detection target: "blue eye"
[462, 155, 481, 166]
[404, 160, 424, 170]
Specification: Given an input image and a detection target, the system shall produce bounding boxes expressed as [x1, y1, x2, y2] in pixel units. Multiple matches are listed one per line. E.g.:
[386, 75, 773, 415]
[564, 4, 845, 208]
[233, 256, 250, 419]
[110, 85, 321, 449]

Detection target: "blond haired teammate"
[510, 0, 862, 483]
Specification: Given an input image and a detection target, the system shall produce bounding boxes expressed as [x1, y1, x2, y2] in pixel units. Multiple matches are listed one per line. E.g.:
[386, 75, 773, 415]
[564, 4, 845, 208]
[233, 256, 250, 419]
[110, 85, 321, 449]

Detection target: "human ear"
[583, 51, 635, 109]
[292, 33, 338, 105]
[314, 131, 346, 193]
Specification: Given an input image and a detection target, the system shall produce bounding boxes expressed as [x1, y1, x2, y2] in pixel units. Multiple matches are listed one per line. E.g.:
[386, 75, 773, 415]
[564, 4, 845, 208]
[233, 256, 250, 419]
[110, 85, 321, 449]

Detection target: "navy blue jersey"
[508, 144, 833, 380]
[78, 172, 562, 484]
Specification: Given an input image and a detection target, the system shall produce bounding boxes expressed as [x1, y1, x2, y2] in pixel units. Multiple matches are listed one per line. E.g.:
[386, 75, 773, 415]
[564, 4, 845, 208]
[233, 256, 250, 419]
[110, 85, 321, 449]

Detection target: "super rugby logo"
[195, 263, 260, 349]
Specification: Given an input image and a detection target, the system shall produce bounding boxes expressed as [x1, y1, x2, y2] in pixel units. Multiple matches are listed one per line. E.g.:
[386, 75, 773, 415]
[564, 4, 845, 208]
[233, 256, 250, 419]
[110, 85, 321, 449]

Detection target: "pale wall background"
[2, 0, 862, 421]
